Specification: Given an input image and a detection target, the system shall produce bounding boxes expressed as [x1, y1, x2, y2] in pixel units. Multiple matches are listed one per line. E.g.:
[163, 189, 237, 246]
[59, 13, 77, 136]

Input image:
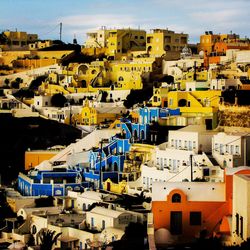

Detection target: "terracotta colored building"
[152, 167, 250, 241]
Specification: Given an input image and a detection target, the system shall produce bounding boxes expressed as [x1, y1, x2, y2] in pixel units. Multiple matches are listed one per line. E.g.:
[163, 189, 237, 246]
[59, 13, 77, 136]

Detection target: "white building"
[67, 190, 116, 211]
[86, 207, 137, 231]
[168, 125, 216, 154]
[232, 173, 250, 245]
[33, 95, 52, 110]
[152, 181, 225, 202]
[212, 132, 250, 168]
[210, 78, 239, 90]
[85, 27, 109, 48]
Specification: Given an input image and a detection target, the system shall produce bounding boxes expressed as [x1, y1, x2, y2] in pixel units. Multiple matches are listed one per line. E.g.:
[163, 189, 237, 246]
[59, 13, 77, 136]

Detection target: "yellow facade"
[34, 50, 74, 59]
[149, 87, 169, 107]
[72, 100, 97, 126]
[167, 90, 221, 110]
[29, 40, 53, 50]
[0, 50, 30, 66]
[146, 29, 188, 57]
[84, 28, 146, 59]
[107, 29, 146, 58]
[103, 178, 128, 194]
[59, 58, 157, 92]
[12, 58, 57, 69]
[3, 31, 38, 47]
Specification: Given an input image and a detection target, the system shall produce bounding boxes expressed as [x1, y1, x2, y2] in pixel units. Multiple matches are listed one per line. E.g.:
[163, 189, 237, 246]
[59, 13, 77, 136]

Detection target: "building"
[25, 146, 64, 171]
[3, 30, 38, 47]
[232, 173, 250, 245]
[212, 132, 250, 168]
[198, 31, 240, 55]
[146, 29, 188, 57]
[84, 26, 110, 48]
[84, 27, 146, 59]
[165, 90, 221, 128]
[86, 206, 137, 231]
[151, 167, 250, 246]
[29, 40, 53, 50]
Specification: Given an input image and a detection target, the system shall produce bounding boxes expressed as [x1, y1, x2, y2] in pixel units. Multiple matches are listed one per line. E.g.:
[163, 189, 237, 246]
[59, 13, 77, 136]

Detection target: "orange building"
[25, 149, 60, 170]
[152, 167, 250, 240]
[214, 42, 250, 55]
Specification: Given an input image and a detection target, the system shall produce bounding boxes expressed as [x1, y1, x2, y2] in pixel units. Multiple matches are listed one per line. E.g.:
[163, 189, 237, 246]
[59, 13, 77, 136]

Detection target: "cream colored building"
[212, 132, 250, 168]
[85, 26, 109, 48]
[232, 174, 250, 245]
[86, 206, 137, 231]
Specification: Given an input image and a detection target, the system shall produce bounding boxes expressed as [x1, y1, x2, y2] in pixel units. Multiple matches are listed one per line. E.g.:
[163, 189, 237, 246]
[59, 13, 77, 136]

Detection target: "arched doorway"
[141, 130, 145, 140]
[133, 130, 138, 142]
[178, 99, 187, 107]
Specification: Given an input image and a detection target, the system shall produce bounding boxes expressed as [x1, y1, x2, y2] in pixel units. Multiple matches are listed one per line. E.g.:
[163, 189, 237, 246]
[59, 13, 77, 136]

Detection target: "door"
[170, 211, 182, 235]
[107, 182, 111, 191]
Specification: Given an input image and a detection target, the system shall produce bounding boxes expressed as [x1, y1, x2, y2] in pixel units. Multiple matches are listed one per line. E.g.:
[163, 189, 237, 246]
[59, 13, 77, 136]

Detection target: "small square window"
[190, 212, 201, 226]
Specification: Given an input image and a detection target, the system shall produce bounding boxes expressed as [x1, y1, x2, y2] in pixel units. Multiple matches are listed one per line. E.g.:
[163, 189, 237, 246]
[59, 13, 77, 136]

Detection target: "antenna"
[59, 22, 62, 41]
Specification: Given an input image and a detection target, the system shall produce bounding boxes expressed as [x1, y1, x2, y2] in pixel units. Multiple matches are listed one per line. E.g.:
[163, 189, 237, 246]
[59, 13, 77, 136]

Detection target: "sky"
[0, 0, 250, 45]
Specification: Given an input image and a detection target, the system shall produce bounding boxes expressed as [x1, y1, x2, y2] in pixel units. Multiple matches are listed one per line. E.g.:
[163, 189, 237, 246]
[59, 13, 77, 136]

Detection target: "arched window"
[118, 76, 124, 81]
[172, 193, 181, 203]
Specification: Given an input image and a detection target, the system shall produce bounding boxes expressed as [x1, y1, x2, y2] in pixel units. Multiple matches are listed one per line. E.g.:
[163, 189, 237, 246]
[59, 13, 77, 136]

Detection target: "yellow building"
[107, 29, 146, 58]
[59, 58, 158, 92]
[165, 90, 221, 128]
[167, 90, 221, 110]
[148, 87, 170, 107]
[70, 100, 124, 126]
[3, 30, 38, 47]
[84, 27, 146, 59]
[29, 40, 53, 50]
[72, 100, 97, 126]
[176, 70, 209, 90]
[146, 29, 188, 57]
[103, 179, 128, 194]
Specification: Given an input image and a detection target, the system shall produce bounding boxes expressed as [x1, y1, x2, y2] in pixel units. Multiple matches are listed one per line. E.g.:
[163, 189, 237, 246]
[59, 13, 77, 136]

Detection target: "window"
[31, 225, 37, 234]
[236, 213, 239, 235]
[190, 212, 202, 225]
[235, 145, 240, 155]
[169, 98, 173, 106]
[240, 216, 244, 238]
[230, 145, 234, 154]
[172, 193, 181, 203]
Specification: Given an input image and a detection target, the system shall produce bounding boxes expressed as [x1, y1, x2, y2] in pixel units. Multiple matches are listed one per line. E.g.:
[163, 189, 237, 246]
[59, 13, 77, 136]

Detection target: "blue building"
[139, 107, 180, 124]
[18, 118, 152, 196]
[18, 168, 84, 196]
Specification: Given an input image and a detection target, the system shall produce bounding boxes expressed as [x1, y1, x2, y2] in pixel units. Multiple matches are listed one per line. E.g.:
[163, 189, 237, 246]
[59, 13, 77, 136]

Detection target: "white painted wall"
[152, 181, 225, 202]
[232, 174, 250, 245]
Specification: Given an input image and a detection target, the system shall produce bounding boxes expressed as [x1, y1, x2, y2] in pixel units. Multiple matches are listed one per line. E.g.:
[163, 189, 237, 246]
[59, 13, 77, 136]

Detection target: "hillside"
[0, 114, 82, 185]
